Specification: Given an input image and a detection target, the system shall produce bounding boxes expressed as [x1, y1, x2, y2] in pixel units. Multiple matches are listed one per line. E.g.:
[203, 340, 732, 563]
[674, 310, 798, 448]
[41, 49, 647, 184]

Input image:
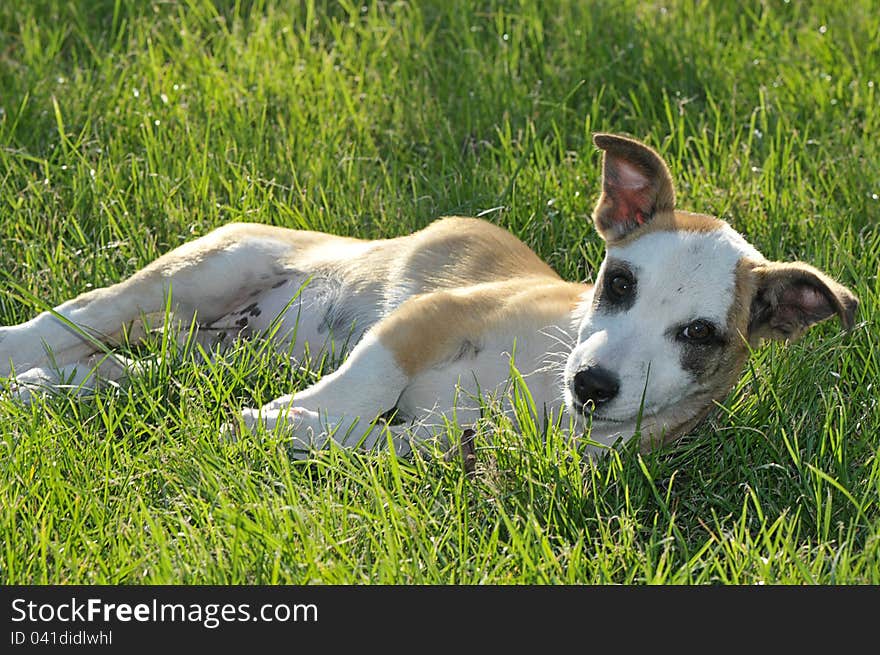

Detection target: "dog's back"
[211, 216, 575, 358]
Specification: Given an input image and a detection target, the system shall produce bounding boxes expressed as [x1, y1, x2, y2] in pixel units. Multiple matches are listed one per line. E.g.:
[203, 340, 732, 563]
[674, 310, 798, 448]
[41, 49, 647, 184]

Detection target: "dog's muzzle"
[572, 365, 620, 411]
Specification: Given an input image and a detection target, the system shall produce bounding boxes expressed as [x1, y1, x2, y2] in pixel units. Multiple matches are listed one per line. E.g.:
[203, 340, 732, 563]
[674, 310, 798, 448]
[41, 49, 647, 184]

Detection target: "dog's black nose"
[573, 366, 620, 409]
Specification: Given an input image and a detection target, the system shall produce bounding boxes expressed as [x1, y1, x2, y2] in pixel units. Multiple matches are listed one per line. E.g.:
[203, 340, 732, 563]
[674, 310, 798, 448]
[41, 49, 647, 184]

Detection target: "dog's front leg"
[234, 331, 411, 452]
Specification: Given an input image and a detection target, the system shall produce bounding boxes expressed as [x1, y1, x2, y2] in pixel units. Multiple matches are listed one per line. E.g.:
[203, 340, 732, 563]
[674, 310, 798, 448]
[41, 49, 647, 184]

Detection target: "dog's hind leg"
[0, 223, 307, 380]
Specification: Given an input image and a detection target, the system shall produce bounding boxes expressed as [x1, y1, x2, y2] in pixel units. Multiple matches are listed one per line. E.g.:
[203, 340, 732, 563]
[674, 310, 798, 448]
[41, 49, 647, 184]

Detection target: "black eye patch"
[669, 320, 729, 378]
[594, 259, 637, 313]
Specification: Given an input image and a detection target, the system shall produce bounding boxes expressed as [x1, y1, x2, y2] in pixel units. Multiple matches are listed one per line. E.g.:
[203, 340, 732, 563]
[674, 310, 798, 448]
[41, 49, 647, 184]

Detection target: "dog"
[0, 134, 858, 458]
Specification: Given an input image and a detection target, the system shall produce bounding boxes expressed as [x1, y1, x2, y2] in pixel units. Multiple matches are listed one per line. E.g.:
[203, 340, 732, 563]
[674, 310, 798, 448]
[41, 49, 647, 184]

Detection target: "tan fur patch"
[609, 210, 728, 248]
[731, 257, 761, 344]
[295, 216, 564, 301]
[377, 278, 587, 376]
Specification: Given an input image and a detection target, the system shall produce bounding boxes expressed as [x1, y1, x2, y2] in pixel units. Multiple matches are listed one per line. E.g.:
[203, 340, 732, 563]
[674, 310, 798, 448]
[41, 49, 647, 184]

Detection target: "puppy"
[0, 134, 858, 457]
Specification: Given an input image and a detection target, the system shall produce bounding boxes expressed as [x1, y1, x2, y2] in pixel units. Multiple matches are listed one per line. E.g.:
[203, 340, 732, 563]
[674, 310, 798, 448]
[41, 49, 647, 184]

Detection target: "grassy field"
[0, 0, 877, 584]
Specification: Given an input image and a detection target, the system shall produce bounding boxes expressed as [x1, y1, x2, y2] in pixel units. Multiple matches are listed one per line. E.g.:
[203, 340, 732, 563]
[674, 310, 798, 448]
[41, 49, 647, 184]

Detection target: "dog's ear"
[592, 133, 676, 243]
[748, 262, 858, 343]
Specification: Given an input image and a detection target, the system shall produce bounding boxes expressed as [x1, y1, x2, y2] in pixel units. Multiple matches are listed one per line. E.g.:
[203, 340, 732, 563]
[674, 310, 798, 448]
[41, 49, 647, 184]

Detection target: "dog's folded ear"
[748, 262, 859, 343]
[592, 134, 676, 242]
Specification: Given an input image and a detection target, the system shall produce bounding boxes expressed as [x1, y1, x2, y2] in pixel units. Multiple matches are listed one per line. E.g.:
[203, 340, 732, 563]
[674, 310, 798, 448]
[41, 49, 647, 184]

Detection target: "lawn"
[0, 0, 877, 584]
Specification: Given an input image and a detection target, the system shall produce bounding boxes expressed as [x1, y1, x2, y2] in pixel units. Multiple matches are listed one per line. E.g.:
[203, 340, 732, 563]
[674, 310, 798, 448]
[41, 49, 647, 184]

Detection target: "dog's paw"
[219, 406, 260, 443]
[220, 405, 322, 442]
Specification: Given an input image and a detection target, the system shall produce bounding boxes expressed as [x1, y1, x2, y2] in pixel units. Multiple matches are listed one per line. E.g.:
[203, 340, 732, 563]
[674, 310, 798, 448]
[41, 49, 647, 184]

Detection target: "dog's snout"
[573, 366, 620, 409]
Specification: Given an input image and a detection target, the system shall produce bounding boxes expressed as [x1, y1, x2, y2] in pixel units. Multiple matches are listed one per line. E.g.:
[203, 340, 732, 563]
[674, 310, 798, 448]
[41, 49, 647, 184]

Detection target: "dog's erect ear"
[592, 133, 676, 242]
[748, 262, 858, 343]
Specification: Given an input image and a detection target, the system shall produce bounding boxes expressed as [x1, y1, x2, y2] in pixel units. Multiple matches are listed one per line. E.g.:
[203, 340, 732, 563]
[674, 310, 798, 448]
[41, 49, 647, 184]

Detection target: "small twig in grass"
[459, 427, 477, 477]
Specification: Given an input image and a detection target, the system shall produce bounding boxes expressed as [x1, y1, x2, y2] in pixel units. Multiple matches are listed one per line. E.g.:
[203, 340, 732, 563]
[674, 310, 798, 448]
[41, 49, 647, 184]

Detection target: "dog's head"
[564, 134, 858, 452]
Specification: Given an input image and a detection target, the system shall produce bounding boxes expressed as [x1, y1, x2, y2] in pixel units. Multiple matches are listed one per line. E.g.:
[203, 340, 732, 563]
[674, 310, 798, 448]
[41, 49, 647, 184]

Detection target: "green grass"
[0, 0, 878, 584]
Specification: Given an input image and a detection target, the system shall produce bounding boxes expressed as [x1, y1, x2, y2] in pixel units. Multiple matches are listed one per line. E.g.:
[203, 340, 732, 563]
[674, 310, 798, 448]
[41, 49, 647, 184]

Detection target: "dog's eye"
[680, 320, 715, 343]
[608, 273, 634, 299]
